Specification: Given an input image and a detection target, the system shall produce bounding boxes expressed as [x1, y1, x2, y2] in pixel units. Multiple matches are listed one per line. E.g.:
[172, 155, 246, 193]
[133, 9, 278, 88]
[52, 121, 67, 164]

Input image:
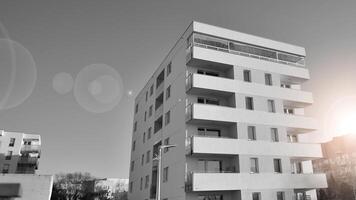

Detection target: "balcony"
[189, 172, 327, 191]
[189, 136, 323, 159]
[188, 33, 305, 67]
[187, 43, 310, 84]
[186, 73, 313, 108]
[20, 144, 41, 153]
[186, 103, 318, 133]
[17, 156, 39, 167]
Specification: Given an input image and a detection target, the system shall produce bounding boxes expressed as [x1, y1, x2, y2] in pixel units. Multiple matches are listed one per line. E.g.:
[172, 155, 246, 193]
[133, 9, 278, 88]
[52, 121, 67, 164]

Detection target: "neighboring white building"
[0, 130, 53, 200]
[128, 21, 327, 200]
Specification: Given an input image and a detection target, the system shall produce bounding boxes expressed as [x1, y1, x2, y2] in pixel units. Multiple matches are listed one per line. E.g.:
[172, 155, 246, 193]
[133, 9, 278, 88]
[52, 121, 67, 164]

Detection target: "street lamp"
[155, 144, 177, 200]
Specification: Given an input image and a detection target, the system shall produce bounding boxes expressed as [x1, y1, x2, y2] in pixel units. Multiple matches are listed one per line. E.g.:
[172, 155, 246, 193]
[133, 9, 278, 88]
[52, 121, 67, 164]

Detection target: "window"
[144, 111, 147, 122]
[143, 132, 146, 143]
[198, 195, 223, 200]
[146, 151, 150, 163]
[274, 158, 282, 173]
[135, 103, 139, 114]
[149, 105, 153, 117]
[133, 122, 137, 132]
[197, 97, 219, 105]
[288, 134, 298, 143]
[141, 154, 145, 165]
[5, 151, 12, 160]
[164, 138, 170, 153]
[198, 160, 222, 173]
[140, 177, 143, 190]
[248, 126, 256, 140]
[167, 62, 172, 76]
[2, 164, 10, 173]
[245, 97, 254, 110]
[148, 127, 152, 139]
[252, 192, 261, 200]
[146, 91, 148, 102]
[267, 99, 275, 113]
[281, 84, 291, 88]
[284, 108, 294, 114]
[296, 162, 303, 174]
[130, 161, 135, 172]
[197, 69, 219, 77]
[277, 192, 285, 200]
[166, 85, 171, 100]
[271, 128, 279, 142]
[145, 175, 149, 189]
[150, 84, 154, 96]
[163, 167, 169, 182]
[250, 158, 259, 173]
[9, 138, 15, 147]
[155, 93, 164, 110]
[156, 69, 165, 89]
[197, 128, 221, 137]
[154, 116, 163, 133]
[243, 70, 251, 82]
[265, 73, 272, 85]
[129, 182, 133, 193]
[132, 141, 136, 151]
[165, 111, 170, 126]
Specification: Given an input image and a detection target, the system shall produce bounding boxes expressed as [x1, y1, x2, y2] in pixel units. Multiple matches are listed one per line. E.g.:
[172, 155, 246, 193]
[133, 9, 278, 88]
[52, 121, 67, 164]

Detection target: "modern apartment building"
[0, 130, 41, 174]
[128, 21, 327, 200]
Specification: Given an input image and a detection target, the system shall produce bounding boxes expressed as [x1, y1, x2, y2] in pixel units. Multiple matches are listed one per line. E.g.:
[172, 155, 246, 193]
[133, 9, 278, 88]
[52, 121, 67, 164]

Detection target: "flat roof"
[192, 21, 306, 56]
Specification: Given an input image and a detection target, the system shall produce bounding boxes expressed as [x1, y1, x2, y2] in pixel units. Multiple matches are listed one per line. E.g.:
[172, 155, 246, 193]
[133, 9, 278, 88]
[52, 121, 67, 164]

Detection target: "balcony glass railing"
[188, 33, 305, 67]
[21, 144, 41, 153]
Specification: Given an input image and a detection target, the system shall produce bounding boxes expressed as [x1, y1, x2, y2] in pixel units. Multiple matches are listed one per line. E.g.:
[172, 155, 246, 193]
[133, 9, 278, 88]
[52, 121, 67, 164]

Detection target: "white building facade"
[128, 22, 327, 200]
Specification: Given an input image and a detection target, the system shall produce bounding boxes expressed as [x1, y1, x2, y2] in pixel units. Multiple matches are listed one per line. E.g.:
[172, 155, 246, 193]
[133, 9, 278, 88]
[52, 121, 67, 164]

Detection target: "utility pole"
[156, 144, 176, 200]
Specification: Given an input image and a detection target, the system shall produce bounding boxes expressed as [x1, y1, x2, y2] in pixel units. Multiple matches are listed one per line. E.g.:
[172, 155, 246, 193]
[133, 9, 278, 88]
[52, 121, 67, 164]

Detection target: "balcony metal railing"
[185, 73, 193, 92]
[188, 33, 306, 68]
[18, 156, 39, 164]
[21, 144, 41, 153]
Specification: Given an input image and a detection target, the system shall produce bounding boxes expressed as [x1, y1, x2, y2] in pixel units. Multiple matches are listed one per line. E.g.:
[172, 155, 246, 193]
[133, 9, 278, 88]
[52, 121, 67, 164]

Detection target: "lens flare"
[324, 96, 356, 138]
[0, 38, 37, 110]
[53, 72, 74, 95]
[74, 64, 124, 113]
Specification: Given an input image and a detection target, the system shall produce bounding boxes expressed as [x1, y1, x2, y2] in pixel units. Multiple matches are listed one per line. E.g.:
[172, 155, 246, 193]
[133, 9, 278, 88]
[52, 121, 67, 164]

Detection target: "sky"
[0, 0, 356, 178]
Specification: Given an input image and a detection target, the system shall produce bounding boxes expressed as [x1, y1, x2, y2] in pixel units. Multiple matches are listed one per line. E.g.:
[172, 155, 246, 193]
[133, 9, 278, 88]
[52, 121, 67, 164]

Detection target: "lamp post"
[156, 144, 176, 200]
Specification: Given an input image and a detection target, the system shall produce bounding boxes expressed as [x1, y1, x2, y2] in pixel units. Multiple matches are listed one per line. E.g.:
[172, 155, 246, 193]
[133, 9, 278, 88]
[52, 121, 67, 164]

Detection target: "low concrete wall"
[0, 174, 53, 200]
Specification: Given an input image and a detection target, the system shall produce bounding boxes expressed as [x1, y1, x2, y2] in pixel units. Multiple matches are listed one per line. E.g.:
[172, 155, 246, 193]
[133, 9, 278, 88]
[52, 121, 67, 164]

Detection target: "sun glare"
[335, 112, 356, 135]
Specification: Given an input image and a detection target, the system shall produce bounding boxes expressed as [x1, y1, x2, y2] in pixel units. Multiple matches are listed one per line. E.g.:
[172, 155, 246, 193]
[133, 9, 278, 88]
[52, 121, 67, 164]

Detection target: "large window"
[248, 126, 256, 140]
[135, 103, 139, 114]
[267, 99, 276, 113]
[150, 84, 154, 96]
[265, 73, 272, 86]
[197, 128, 221, 137]
[243, 70, 251, 82]
[166, 85, 171, 100]
[250, 158, 259, 173]
[245, 97, 254, 110]
[156, 69, 165, 89]
[271, 128, 279, 142]
[148, 127, 152, 139]
[155, 93, 164, 110]
[154, 116, 163, 133]
[9, 138, 15, 147]
[274, 158, 282, 173]
[149, 105, 153, 117]
[252, 192, 261, 200]
[198, 195, 223, 200]
[198, 160, 222, 173]
[5, 151, 12, 160]
[197, 97, 219, 105]
[277, 192, 285, 200]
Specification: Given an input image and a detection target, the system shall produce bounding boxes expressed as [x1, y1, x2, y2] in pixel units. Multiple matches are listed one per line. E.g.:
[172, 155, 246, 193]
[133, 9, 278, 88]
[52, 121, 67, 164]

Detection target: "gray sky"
[0, 0, 356, 178]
